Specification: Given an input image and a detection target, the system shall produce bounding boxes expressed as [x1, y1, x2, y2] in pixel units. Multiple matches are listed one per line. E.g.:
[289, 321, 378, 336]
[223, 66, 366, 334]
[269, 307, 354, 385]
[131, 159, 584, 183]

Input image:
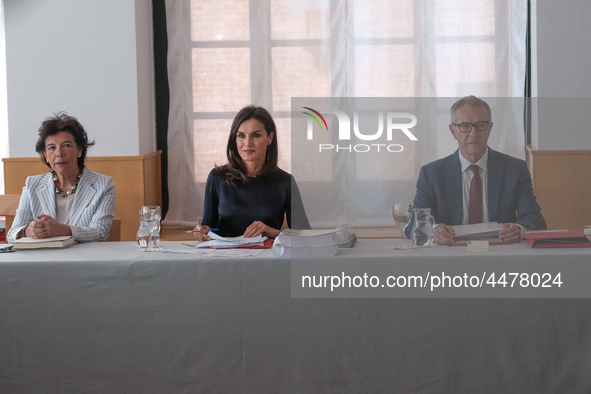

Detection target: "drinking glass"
[392, 203, 413, 249]
[410, 208, 435, 247]
[137, 205, 161, 251]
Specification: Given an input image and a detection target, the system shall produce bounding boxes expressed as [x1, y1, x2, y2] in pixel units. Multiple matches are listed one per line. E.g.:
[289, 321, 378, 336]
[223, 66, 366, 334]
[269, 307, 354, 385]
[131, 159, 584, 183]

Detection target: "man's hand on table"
[498, 222, 521, 243]
[434, 224, 455, 245]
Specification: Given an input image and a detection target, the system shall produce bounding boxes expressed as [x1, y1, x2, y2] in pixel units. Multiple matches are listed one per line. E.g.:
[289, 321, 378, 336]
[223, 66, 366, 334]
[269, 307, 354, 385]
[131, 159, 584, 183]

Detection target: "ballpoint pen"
[184, 228, 219, 233]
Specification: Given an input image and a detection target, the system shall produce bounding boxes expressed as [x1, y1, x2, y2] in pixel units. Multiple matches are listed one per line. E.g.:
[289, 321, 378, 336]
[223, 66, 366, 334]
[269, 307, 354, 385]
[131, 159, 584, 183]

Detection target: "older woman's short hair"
[35, 112, 95, 170]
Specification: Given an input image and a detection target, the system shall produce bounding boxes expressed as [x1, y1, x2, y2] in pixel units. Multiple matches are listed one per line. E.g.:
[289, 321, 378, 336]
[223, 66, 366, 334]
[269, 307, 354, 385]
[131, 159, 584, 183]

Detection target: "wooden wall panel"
[528, 148, 591, 230]
[3, 152, 161, 241]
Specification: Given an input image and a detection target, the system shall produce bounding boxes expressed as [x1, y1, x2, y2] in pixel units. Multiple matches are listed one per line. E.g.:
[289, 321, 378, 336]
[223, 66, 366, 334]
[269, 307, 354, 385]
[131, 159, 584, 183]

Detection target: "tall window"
[164, 0, 527, 227]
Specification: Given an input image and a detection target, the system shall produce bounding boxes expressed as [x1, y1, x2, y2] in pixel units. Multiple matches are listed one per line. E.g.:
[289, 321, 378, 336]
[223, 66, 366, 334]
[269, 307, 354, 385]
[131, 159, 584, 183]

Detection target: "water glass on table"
[410, 207, 435, 247]
[137, 205, 161, 251]
[392, 203, 413, 249]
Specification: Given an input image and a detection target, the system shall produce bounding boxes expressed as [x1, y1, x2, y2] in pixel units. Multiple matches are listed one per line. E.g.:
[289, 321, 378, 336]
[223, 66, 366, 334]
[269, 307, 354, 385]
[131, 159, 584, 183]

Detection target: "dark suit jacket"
[409, 148, 546, 232]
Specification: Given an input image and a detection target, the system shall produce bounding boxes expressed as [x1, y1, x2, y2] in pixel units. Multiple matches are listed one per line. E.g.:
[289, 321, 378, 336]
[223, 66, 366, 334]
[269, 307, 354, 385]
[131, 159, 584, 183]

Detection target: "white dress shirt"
[55, 193, 75, 225]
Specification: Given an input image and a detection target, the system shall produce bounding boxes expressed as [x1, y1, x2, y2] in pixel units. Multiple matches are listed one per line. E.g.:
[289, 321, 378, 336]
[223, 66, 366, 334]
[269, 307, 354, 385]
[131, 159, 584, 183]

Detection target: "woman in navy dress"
[192, 106, 309, 241]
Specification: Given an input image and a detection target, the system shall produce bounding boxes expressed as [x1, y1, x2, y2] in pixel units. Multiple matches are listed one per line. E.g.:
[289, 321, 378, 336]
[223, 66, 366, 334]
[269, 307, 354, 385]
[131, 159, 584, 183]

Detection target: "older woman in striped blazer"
[7, 113, 116, 243]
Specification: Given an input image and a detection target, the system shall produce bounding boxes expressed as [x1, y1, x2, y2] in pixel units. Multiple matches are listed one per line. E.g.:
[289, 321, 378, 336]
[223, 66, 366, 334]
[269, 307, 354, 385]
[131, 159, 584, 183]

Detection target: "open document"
[196, 232, 268, 248]
[452, 222, 503, 241]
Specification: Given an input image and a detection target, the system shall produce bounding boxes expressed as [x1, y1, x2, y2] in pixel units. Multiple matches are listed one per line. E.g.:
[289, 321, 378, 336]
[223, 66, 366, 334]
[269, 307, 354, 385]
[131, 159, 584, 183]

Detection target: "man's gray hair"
[450, 95, 492, 123]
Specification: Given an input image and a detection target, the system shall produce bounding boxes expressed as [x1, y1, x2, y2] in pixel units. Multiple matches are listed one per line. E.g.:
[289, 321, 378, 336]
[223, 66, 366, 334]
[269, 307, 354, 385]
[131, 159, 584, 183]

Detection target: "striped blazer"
[7, 167, 116, 243]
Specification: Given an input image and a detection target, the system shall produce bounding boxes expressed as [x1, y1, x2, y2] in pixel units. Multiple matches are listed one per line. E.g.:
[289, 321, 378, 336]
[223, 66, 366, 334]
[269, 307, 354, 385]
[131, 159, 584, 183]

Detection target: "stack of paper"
[452, 222, 503, 241]
[272, 229, 340, 258]
[197, 232, 268, 249]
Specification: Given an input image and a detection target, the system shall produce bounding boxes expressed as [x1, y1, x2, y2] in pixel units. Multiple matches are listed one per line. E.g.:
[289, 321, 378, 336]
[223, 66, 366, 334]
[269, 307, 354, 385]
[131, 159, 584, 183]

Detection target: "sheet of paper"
[207, 249, 265, 257]
[159, 245, 216, 254]
[197, 232, 267, 248]
[467, 240, 490, 251]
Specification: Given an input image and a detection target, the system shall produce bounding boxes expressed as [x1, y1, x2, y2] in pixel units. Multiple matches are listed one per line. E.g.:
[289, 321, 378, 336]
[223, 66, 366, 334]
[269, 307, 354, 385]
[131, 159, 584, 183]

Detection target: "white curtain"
[164, 0, 527, 228]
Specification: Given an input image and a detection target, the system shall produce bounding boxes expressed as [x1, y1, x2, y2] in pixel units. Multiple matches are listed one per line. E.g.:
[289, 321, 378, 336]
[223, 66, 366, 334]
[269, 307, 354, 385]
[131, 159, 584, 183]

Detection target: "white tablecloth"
[1, 240, 590, 393]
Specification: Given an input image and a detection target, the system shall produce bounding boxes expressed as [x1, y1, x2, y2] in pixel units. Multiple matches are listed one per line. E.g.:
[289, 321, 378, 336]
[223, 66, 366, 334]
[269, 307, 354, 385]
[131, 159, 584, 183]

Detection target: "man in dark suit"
[410, 96, 546, 245]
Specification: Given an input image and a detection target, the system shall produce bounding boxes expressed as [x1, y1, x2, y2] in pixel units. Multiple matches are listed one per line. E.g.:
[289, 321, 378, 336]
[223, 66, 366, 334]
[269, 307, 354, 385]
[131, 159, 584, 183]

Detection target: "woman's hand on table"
[27, 215, 72, 239]
[192, 224, 212, 241]
[243, 221, 279, 238]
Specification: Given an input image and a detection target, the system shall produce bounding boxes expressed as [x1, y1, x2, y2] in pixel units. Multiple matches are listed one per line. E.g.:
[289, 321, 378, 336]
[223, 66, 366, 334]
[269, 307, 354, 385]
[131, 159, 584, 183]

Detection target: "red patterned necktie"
[468, 164, 483, 224]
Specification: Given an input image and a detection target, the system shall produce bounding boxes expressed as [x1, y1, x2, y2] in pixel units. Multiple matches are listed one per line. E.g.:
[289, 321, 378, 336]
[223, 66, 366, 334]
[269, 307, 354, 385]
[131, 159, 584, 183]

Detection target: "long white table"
[1, 240, 591, 393]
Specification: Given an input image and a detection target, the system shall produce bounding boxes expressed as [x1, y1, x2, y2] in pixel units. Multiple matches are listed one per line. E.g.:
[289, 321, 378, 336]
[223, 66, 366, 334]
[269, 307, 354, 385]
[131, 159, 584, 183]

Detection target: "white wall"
[4, 0, 155, 159]
[0, 0, 8, 193]
[531, 0, 591, 150]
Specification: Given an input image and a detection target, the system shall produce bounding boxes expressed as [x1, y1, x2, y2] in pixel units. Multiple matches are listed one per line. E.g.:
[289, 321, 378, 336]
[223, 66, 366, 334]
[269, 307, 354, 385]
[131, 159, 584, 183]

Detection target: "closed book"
[12, 236, 76, 250]
[524, 229, 591, 248]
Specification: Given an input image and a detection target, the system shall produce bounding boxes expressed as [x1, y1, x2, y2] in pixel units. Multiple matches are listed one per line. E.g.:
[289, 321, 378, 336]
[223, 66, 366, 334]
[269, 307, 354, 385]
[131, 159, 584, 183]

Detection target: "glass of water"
[410, 208, 435, 247]
[137, 205, 161, 251]
[392, 203, 413, 249]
